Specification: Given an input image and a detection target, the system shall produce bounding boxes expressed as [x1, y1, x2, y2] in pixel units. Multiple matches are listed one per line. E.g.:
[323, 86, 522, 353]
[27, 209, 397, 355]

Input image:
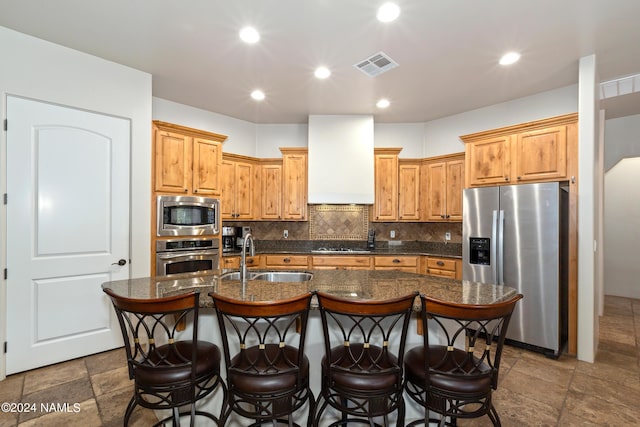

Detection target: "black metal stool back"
[313, 291, 419, 427]
[103, 288, 225, 426]
[210, 291, 315, 427]
[404, 293, 523, 427]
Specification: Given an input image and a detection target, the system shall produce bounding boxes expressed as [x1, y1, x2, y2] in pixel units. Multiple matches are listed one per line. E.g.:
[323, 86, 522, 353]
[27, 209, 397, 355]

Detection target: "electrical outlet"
[445, 232, 451, 241]
[390, 230, 396, 239]
[283, 229, 289, 239]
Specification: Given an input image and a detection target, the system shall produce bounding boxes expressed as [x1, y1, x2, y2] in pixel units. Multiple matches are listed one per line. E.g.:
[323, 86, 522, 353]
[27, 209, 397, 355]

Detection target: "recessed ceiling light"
[250, 90, 265, 101]
[499, 51, 521, 66]
[376, 99, 390, 108]
[314, 67, 331, 79]
[377, 2, 401, 22]
[239, 26, 260, 44]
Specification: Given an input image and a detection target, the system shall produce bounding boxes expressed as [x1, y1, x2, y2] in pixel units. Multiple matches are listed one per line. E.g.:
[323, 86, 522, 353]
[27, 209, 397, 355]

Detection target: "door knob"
[112, 259, 127, 266]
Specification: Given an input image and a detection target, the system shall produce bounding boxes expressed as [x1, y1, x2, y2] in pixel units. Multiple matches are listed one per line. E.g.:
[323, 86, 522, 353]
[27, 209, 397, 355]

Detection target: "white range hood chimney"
[307, 115, 375, 204]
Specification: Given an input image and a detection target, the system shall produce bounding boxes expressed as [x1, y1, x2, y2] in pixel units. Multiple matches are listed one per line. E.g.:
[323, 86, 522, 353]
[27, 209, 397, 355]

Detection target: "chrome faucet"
[240, 233, 255, 283]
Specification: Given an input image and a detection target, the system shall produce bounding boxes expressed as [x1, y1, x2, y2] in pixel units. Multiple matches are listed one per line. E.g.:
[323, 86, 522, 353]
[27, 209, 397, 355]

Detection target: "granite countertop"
[102, 269, 516, 310]
[222, 240, 462, 258]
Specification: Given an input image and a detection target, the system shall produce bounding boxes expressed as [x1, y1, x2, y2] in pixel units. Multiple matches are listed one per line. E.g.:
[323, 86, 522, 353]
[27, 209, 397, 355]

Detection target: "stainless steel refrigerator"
[462, 182, 568, 357]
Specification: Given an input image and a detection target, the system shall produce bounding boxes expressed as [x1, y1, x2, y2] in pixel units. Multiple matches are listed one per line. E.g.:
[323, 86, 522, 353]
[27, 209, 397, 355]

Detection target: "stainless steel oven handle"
[156, 249, 219, 260]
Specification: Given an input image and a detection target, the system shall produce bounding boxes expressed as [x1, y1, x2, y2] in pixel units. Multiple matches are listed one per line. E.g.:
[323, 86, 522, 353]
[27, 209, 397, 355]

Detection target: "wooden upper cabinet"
[513, 126, 567, 182]
[461, 113, 577, 188]
[464, 135, 511, 186]
[373, 148, 401, 221]
[281, 148, 308, 220]
[398, 160, 421, 221]
[154, 129, 190, 193]
[192, 137, 222, 194]
[422, 153, 465, 222]
[153, 121, 226, 195]
[221, 155, 255, 220]
[260, 161, 282, 220]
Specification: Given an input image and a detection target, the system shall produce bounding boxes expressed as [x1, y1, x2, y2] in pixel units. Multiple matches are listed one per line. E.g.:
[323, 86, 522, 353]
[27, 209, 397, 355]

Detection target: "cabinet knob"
[504, 177, 509, 181]
[437, 261, 445, 266]
[283, 257, 291, 263]
[184, 188, 188, 192]
[194, 189, 198, 193]
[393, 259, 401, 263]
[517, 176, 521, 180]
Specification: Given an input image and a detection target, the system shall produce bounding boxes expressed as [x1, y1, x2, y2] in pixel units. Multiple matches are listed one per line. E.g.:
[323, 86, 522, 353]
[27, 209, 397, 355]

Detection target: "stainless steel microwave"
[157, 195, 220, 237]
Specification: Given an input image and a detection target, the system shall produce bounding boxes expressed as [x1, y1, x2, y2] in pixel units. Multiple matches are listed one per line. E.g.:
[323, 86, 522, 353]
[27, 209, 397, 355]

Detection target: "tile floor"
[1, 295, 638, 427]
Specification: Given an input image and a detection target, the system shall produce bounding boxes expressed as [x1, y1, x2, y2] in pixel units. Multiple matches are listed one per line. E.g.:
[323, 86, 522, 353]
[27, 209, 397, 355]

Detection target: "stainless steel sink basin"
[220, 271, 313, 282]
[251, 272, 313, 282]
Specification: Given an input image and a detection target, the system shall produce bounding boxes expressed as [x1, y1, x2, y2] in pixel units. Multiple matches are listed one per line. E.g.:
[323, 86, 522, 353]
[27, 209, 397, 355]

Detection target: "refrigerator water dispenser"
[469, 237, 490, 265]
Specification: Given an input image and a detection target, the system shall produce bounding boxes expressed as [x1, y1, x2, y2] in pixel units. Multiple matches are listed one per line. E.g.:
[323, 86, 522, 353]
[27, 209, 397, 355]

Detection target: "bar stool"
[210, 291, 315, 427]
[312, 291, 419, 427]
[103, 288, 226, 426]
[403, 294, 523, 426]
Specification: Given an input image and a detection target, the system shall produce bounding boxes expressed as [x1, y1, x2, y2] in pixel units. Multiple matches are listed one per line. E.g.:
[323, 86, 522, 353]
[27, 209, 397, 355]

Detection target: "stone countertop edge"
[222, 243, 462, 259]
[102, 269, 516, 310]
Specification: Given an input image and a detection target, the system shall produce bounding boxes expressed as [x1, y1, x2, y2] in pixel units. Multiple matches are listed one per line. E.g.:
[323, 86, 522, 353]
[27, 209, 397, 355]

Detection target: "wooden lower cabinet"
[221, 255, 260, 270]
[374, 256, 420, 273]
[310, 256, 372, 270]
[423, 256, 461, 279]
[263, 254, 309, 270]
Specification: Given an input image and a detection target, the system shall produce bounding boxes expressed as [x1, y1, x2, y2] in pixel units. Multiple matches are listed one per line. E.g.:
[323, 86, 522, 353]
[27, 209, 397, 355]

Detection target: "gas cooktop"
[311, 247, 372, 254]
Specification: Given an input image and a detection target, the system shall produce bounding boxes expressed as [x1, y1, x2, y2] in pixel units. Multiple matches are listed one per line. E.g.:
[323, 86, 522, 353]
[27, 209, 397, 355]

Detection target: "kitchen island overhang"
[102, 269, 517, 308]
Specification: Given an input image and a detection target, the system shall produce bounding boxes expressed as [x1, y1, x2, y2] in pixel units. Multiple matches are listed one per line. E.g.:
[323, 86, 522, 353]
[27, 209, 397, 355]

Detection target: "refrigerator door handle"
[497, 209, 505, 285]
[491, 210, 498, 284]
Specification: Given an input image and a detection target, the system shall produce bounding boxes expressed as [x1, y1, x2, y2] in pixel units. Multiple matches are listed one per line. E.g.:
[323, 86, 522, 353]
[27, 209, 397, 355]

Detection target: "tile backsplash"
[225, 205, 462, 244]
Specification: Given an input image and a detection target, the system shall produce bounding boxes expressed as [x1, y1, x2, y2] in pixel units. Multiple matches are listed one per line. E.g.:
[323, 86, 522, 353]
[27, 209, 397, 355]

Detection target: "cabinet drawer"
[426, 268, 456, 279]
[264, 255, 308, 268]
[426, 258, 456, 271]
[374, 256, 418, 268]
[311, 256, 372, 270]
[221, 256, 260, 269]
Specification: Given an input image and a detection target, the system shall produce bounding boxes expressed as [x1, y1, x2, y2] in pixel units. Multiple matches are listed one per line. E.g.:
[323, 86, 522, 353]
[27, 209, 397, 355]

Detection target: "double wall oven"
[155, 195, 221, 276]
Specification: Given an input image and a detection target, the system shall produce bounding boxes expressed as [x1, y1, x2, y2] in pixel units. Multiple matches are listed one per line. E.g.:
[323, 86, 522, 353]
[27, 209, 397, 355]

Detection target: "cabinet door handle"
[437, 261, 445, 266]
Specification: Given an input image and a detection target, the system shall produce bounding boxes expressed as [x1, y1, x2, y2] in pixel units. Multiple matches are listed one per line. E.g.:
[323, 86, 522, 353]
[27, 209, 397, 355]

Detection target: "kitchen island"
[103, 268, 514, 307]
[102, 270, 516, 426]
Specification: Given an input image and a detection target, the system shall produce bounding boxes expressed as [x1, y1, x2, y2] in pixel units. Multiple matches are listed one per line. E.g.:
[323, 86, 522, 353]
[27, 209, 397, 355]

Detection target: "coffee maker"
[221, 226, 237, 253]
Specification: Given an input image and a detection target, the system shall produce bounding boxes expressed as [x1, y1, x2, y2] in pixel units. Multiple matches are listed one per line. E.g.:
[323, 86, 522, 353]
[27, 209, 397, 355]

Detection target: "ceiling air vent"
[354, 51, 398, 77]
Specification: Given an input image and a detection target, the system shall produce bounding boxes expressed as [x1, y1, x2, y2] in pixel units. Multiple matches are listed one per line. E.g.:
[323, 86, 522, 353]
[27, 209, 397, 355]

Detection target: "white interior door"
[6, 96, 130, 374]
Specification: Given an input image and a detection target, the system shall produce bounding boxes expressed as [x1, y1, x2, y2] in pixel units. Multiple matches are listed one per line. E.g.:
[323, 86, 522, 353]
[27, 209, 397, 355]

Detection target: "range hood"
[308, 115, 375, 204]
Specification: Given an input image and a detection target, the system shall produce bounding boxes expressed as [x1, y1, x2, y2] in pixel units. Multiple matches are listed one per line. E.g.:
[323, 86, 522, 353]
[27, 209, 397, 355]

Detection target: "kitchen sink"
[220, 271, 313, 282]
[251, 272, 313, 282]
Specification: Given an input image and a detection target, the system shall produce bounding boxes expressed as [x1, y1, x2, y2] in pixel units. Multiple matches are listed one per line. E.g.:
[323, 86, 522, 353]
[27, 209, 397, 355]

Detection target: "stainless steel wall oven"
[155, 238, 220, 276]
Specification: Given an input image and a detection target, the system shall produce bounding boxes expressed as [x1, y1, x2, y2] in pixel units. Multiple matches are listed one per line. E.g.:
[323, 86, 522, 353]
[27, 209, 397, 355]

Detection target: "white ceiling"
[1, 0, 639, 124]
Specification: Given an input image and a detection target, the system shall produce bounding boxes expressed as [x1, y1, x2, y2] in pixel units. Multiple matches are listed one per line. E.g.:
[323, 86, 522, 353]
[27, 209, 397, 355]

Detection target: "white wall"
[153, 97, 257, 156]
[421, 85, 579, 158]
[604, 113, 640, 171]
[255, 123, 307, 158]
[603, 114, 640, 298]
[0, 25, 152, 378]
[374, 123, 424, 157]
[604, 157, 640, 299]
